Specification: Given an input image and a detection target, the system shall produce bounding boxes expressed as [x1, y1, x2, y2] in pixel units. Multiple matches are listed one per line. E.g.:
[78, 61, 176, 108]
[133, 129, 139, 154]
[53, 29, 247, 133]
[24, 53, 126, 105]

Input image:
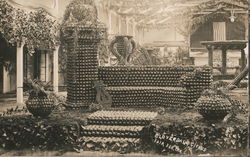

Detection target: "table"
[200, 40, 247, 75]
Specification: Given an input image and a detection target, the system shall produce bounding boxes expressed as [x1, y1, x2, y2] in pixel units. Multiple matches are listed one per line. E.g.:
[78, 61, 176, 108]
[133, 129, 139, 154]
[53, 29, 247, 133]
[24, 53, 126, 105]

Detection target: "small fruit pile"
[179, 67, 212, 107]
[179, 67, 212, 89]
[195, 89, 232, 120]
[87, 110, 158, 126]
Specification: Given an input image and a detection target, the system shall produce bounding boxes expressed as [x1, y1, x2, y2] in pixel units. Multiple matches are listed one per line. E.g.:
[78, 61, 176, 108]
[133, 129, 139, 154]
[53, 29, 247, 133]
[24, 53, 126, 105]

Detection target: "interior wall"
[121, 18, 127, 35]
[0, 35, 16, 93]
[3, 67, 16, 93]
[191, 18, 246, 48]
[0, 65, 2, 93]
[142, 27, 185, 44]
[97, 6, 109, 28]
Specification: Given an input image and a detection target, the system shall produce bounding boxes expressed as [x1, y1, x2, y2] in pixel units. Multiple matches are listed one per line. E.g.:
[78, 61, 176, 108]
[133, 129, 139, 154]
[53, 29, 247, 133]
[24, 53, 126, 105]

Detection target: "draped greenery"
[0, 0, 59, 53]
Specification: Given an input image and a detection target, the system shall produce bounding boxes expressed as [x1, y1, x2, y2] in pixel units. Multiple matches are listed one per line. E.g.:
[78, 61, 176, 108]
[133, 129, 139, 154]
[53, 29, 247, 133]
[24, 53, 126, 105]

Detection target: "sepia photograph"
[0, 0, 249, 156]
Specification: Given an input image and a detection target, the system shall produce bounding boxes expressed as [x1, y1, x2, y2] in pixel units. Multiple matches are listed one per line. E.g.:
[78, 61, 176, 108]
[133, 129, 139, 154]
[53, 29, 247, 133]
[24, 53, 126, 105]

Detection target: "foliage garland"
[0, 0, 14, 42]
[0, 0, 59, 53]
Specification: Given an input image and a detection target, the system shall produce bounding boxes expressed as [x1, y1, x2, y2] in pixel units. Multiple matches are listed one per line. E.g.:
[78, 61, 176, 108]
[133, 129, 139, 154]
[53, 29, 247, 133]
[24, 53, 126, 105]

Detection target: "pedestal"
[207, 46, 213, 67]
[221, 49, 227, 75]
[240, 49, 246, 71]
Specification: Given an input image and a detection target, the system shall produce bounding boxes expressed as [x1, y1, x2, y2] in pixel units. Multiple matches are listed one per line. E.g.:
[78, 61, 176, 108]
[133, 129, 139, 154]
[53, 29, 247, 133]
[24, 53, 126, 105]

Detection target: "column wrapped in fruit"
[61, 0, 107, 109]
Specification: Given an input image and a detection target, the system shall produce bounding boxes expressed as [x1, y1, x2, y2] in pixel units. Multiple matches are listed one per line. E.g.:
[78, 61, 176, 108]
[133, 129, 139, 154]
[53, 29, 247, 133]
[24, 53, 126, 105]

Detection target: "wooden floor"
[0, 149, 232, 157]
[225, 88, 248, 105]
[0, 149, 246, 157]
[0, 92, 26, 112]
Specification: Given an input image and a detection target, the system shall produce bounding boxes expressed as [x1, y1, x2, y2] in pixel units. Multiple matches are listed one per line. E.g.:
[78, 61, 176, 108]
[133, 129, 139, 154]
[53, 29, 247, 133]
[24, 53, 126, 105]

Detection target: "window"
[34, 50, 48, 82]
[39, 52, 46, 81]
[213, 22, 226, 41]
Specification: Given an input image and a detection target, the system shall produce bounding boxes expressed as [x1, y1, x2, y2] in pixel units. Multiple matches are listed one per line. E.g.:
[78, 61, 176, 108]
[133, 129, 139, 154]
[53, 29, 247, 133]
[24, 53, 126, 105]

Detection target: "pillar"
[207, 45, 213, 67]
[118, 15, 122, 34]
[240, 49, 246, 71]
[126, 17, 129, 35]
[132, 20, 136, 38]
[108, 10, 112, 34]
[16, 43, 24, 104]
[45, 52, 50, 82]
[221, 48, 227, 75]
[53, 46, 59, 93]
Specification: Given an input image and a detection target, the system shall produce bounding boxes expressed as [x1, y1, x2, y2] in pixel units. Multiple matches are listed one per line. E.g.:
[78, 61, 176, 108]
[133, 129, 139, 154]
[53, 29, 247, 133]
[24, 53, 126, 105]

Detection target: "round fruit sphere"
[196, 90, 231, 121]
[26, 95, 55, 118]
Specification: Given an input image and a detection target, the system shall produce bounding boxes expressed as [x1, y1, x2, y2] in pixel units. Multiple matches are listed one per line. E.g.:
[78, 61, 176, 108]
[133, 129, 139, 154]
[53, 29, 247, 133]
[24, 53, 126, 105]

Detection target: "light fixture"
[229, 9, 236, 22]
[229, 3, 236, 22]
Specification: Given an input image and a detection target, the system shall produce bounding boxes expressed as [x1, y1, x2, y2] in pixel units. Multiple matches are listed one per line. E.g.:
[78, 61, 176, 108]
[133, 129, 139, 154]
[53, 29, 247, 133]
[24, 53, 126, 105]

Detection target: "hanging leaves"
[25, 9, 60, 52]
[0, 0, 15, 42]
[0, 0, 59, 52]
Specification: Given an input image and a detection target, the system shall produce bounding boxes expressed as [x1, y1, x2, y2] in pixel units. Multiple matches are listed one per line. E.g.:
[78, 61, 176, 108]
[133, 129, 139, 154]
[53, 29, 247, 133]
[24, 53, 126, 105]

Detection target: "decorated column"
[16, 42, 24, 104]
[62, 0, 106, 109]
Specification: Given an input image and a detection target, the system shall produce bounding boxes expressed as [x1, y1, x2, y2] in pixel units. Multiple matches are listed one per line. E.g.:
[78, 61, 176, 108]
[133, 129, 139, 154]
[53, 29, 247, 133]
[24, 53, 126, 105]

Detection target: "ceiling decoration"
[97, 0, 248, 30]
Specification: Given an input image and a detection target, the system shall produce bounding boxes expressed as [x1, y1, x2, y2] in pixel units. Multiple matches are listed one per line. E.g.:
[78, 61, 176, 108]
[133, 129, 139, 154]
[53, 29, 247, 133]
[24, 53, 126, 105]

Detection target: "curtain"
[213, 22, 226, 41]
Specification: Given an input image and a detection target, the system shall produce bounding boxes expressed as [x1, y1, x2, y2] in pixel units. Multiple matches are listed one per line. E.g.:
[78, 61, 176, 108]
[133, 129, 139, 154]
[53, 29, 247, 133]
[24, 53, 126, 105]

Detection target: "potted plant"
[24, 79, 56, 118]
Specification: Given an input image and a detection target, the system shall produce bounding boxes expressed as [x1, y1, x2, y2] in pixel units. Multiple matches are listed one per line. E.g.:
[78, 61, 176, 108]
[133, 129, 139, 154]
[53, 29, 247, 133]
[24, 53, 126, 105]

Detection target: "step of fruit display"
[195, 89, 232, 121]
[105, 86, 186, 108]
[87, 110, 158, 126]
[82, 125, 144, 138]
[77, 110, 157, 153]
[79, 137, 141, 144]
[98, 66, 212, 87]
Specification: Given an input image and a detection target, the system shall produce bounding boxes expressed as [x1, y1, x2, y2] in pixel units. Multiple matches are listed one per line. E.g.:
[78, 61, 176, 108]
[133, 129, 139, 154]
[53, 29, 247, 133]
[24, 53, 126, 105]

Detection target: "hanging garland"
[0, 0, 15, 42]
[25, 9, 59, 52]
[0, 0, 59, 53]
